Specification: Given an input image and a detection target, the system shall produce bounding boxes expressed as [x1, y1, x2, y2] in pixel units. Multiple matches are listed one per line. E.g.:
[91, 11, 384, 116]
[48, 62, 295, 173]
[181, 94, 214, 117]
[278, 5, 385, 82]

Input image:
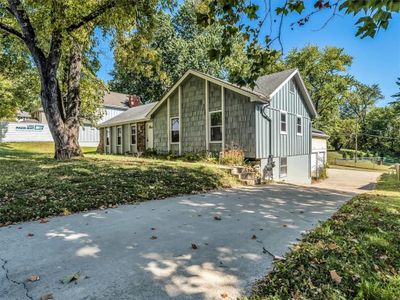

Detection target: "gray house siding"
[181, 75, 206, 153]
[256, 79, 312, 158]
[224, 89, 256, 157]
[153, 102, 168, 153]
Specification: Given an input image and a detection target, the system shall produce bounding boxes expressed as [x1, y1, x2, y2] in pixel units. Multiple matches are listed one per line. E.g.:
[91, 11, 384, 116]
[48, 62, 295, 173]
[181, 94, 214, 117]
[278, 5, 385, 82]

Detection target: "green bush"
[220, 146, 245, 166]
[342, 152, 349, 159]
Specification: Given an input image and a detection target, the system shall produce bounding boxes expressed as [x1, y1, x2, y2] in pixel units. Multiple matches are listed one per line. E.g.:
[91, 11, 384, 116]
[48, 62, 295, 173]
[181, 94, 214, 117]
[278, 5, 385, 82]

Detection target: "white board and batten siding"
[256, 78, 313, 184]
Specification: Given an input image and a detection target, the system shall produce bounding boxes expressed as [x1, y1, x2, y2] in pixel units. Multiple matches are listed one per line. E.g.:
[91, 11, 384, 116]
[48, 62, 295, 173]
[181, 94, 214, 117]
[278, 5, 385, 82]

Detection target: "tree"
[110, 1, 253, 102]
[0, 35, 40, 119]
[391, 77, 400, 111]
[283, 45, 352, 130]
[0, 0, 159, 159]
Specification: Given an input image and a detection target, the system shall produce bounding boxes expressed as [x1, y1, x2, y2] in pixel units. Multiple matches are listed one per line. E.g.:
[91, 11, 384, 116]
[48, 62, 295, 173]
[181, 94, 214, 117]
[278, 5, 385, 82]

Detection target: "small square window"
[171, 118, 179, 143]
[280, 157, 287, 177]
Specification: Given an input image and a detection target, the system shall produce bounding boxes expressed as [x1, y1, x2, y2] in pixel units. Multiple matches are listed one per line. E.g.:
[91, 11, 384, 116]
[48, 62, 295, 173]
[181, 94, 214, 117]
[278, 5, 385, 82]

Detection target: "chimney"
[127, 95, 141, 108]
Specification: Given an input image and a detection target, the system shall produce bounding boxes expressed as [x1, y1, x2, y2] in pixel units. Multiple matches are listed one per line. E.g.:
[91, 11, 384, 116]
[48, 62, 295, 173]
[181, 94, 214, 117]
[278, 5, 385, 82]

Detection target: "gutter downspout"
[261, 103, 275, 180]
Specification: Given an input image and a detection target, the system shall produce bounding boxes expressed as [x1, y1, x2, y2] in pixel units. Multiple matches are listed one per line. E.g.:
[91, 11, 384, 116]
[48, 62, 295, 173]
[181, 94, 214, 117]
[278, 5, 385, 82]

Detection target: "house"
[311, 128, 329, 177]
[99, 69, 318, 184]
[0, 91, 139, 146]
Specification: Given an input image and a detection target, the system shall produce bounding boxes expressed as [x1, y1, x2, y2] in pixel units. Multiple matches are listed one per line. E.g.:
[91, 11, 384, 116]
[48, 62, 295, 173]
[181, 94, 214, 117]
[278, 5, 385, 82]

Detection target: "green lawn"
[0, 142, 238, 225]
[250, 173, 400, 300]
[328, 151, 390, 171]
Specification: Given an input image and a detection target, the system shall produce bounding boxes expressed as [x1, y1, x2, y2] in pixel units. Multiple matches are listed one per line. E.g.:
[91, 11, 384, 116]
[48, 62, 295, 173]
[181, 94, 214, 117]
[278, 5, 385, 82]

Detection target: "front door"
[146, 122, 154, 149]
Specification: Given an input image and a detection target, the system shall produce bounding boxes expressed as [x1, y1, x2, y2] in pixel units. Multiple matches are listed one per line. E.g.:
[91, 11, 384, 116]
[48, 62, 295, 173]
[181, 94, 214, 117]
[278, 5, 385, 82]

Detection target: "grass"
[0, 142, 238, 225]
[328, 151, 390, 171]
[250, 173, 400, 300]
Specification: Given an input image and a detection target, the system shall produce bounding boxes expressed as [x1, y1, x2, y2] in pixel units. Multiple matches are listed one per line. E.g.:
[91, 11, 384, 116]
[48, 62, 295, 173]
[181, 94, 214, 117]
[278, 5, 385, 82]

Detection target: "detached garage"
[311, 128, 329, 178]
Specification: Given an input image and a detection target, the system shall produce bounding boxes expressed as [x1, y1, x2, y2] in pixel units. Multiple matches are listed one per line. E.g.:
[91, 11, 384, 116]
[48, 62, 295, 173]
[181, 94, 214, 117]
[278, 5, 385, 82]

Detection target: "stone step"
[241, 178, 260, 186]
[239, 172, 256, 180]
[231, 166, 245, 175]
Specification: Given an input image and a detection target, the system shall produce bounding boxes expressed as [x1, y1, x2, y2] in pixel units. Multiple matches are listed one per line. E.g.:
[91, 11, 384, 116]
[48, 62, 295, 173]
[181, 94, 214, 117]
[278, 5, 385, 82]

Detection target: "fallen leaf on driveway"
[150, 236, 157, 240]
[221, 292, 228, 298]
[27, 233, 34, 237]
[214, 216, 222, 221]
[191, 243, 198, 249]
[251, 235, 257, 240]
[40, 293, 53, 300]
[39, 219, 49, 224]
[28, 275, 40, 282]
[330, 270, 342, 284]
[151, 227, 156, 230]
[61, 272, 80, 284]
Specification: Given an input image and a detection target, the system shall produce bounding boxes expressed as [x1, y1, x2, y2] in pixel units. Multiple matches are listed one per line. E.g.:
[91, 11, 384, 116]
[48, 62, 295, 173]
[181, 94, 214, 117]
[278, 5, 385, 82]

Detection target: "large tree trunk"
[40, 42, 83, 160]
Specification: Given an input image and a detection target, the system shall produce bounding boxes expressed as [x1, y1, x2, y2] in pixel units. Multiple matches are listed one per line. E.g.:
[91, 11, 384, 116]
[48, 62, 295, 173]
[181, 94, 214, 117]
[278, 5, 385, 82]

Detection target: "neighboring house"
[0, 91, 139, 146]
[311, 128, 329, 177]
[99, 69, 318, 184]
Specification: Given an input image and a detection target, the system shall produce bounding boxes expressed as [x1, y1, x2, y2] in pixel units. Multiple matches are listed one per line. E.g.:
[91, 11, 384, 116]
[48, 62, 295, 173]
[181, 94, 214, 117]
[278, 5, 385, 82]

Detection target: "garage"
[311, 128, 329, 178]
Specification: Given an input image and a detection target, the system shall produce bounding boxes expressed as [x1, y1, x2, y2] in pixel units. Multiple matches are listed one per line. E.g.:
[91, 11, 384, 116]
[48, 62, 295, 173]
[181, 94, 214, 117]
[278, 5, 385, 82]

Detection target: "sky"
[96, 3, 400, 107]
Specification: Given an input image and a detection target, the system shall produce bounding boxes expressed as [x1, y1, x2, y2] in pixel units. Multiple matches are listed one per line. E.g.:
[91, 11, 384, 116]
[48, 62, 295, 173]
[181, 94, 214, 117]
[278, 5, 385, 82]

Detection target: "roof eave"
[98, 117, 151, 128]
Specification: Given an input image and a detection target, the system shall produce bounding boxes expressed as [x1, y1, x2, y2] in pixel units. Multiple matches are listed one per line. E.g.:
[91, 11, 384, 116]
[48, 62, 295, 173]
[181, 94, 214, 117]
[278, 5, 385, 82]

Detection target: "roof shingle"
[100, 102, 158, 127]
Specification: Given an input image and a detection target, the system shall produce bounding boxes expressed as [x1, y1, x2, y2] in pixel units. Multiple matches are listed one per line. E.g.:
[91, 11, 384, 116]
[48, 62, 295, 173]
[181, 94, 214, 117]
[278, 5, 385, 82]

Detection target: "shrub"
[142, 148, 158, 157]
[220, 145, 245, 166]
[349, 152, 354, 159]
[342, 152, 349, 159]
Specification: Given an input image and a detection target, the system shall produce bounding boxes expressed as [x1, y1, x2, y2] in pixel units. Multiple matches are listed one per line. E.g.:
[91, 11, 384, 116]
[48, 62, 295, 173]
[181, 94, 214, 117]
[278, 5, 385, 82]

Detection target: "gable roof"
[148, 69, 270, 117]
[99, 102, 158, 127]
[254, 69, 317, 118]
[148, 68, 317, 118]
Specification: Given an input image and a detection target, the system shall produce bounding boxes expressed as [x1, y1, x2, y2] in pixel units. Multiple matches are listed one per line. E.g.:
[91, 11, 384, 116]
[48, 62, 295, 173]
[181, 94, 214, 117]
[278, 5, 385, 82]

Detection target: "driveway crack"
[1, 257, 33, 300]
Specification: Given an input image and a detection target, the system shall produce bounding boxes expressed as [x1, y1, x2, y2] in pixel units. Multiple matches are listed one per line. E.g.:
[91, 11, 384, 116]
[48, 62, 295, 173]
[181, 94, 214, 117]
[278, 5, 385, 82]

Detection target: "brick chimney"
[127, 95, 141, 108]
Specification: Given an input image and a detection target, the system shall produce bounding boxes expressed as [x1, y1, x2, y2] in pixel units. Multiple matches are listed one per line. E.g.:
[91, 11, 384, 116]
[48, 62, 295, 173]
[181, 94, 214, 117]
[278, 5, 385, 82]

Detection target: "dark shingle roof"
[312, 128, 330, 139]
[103, 91, 131, 108]
[100, 102, 158, 127]
[252, 69, 297, 97]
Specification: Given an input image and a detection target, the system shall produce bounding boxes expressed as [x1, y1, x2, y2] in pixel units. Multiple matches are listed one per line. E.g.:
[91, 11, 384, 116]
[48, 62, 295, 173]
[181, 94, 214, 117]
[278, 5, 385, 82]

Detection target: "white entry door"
[146, 122, 154, 149]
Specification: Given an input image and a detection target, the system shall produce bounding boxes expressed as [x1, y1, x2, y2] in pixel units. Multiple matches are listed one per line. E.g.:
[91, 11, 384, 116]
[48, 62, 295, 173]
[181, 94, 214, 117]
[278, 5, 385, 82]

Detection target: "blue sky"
[96, 4, 400, 106]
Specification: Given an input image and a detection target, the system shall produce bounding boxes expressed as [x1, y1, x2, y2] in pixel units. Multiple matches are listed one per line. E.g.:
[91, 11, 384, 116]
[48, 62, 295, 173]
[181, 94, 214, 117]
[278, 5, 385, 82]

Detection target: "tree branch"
[0, 22, 25, 41]
[66, 0, 118, 32]
[7, 0, 46, 64]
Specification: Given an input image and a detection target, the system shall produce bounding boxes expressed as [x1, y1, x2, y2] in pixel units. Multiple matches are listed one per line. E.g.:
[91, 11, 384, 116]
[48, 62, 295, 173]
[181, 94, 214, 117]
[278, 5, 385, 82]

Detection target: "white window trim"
[209, 110, 223, 143]
[280, 111, 288, 135]
[117, 126, 122, 146]
[296, 115, 303, 136]
[170, 117, 180, 144]
[130, 124, 137, 145]
[280, 157, 288, 178]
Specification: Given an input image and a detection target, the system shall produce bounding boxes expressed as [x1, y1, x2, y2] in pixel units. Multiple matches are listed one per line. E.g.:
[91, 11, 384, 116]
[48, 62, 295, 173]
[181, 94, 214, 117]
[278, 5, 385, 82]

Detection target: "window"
[171, 117, 179, 143]
[280, 111, 287, 134]
[296, 116, 302, 135]
[289, 79, 295, 93]
[210, 111, 222, 142]
[130, 124, 137, 145]
[117, 127, 122, 145]
[280, 157, 287, 177]
[106, 128, 110, 146]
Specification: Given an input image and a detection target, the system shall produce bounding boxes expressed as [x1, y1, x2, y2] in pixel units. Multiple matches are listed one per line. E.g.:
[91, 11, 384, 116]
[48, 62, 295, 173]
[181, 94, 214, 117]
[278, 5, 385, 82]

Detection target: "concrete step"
[239, 172, 256, 180]
[241, 178, 260, 186]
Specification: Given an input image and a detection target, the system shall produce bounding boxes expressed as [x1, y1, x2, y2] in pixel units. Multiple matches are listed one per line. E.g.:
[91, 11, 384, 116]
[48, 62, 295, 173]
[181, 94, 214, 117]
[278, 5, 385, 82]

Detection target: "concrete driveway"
[0, 169, 379, 300]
